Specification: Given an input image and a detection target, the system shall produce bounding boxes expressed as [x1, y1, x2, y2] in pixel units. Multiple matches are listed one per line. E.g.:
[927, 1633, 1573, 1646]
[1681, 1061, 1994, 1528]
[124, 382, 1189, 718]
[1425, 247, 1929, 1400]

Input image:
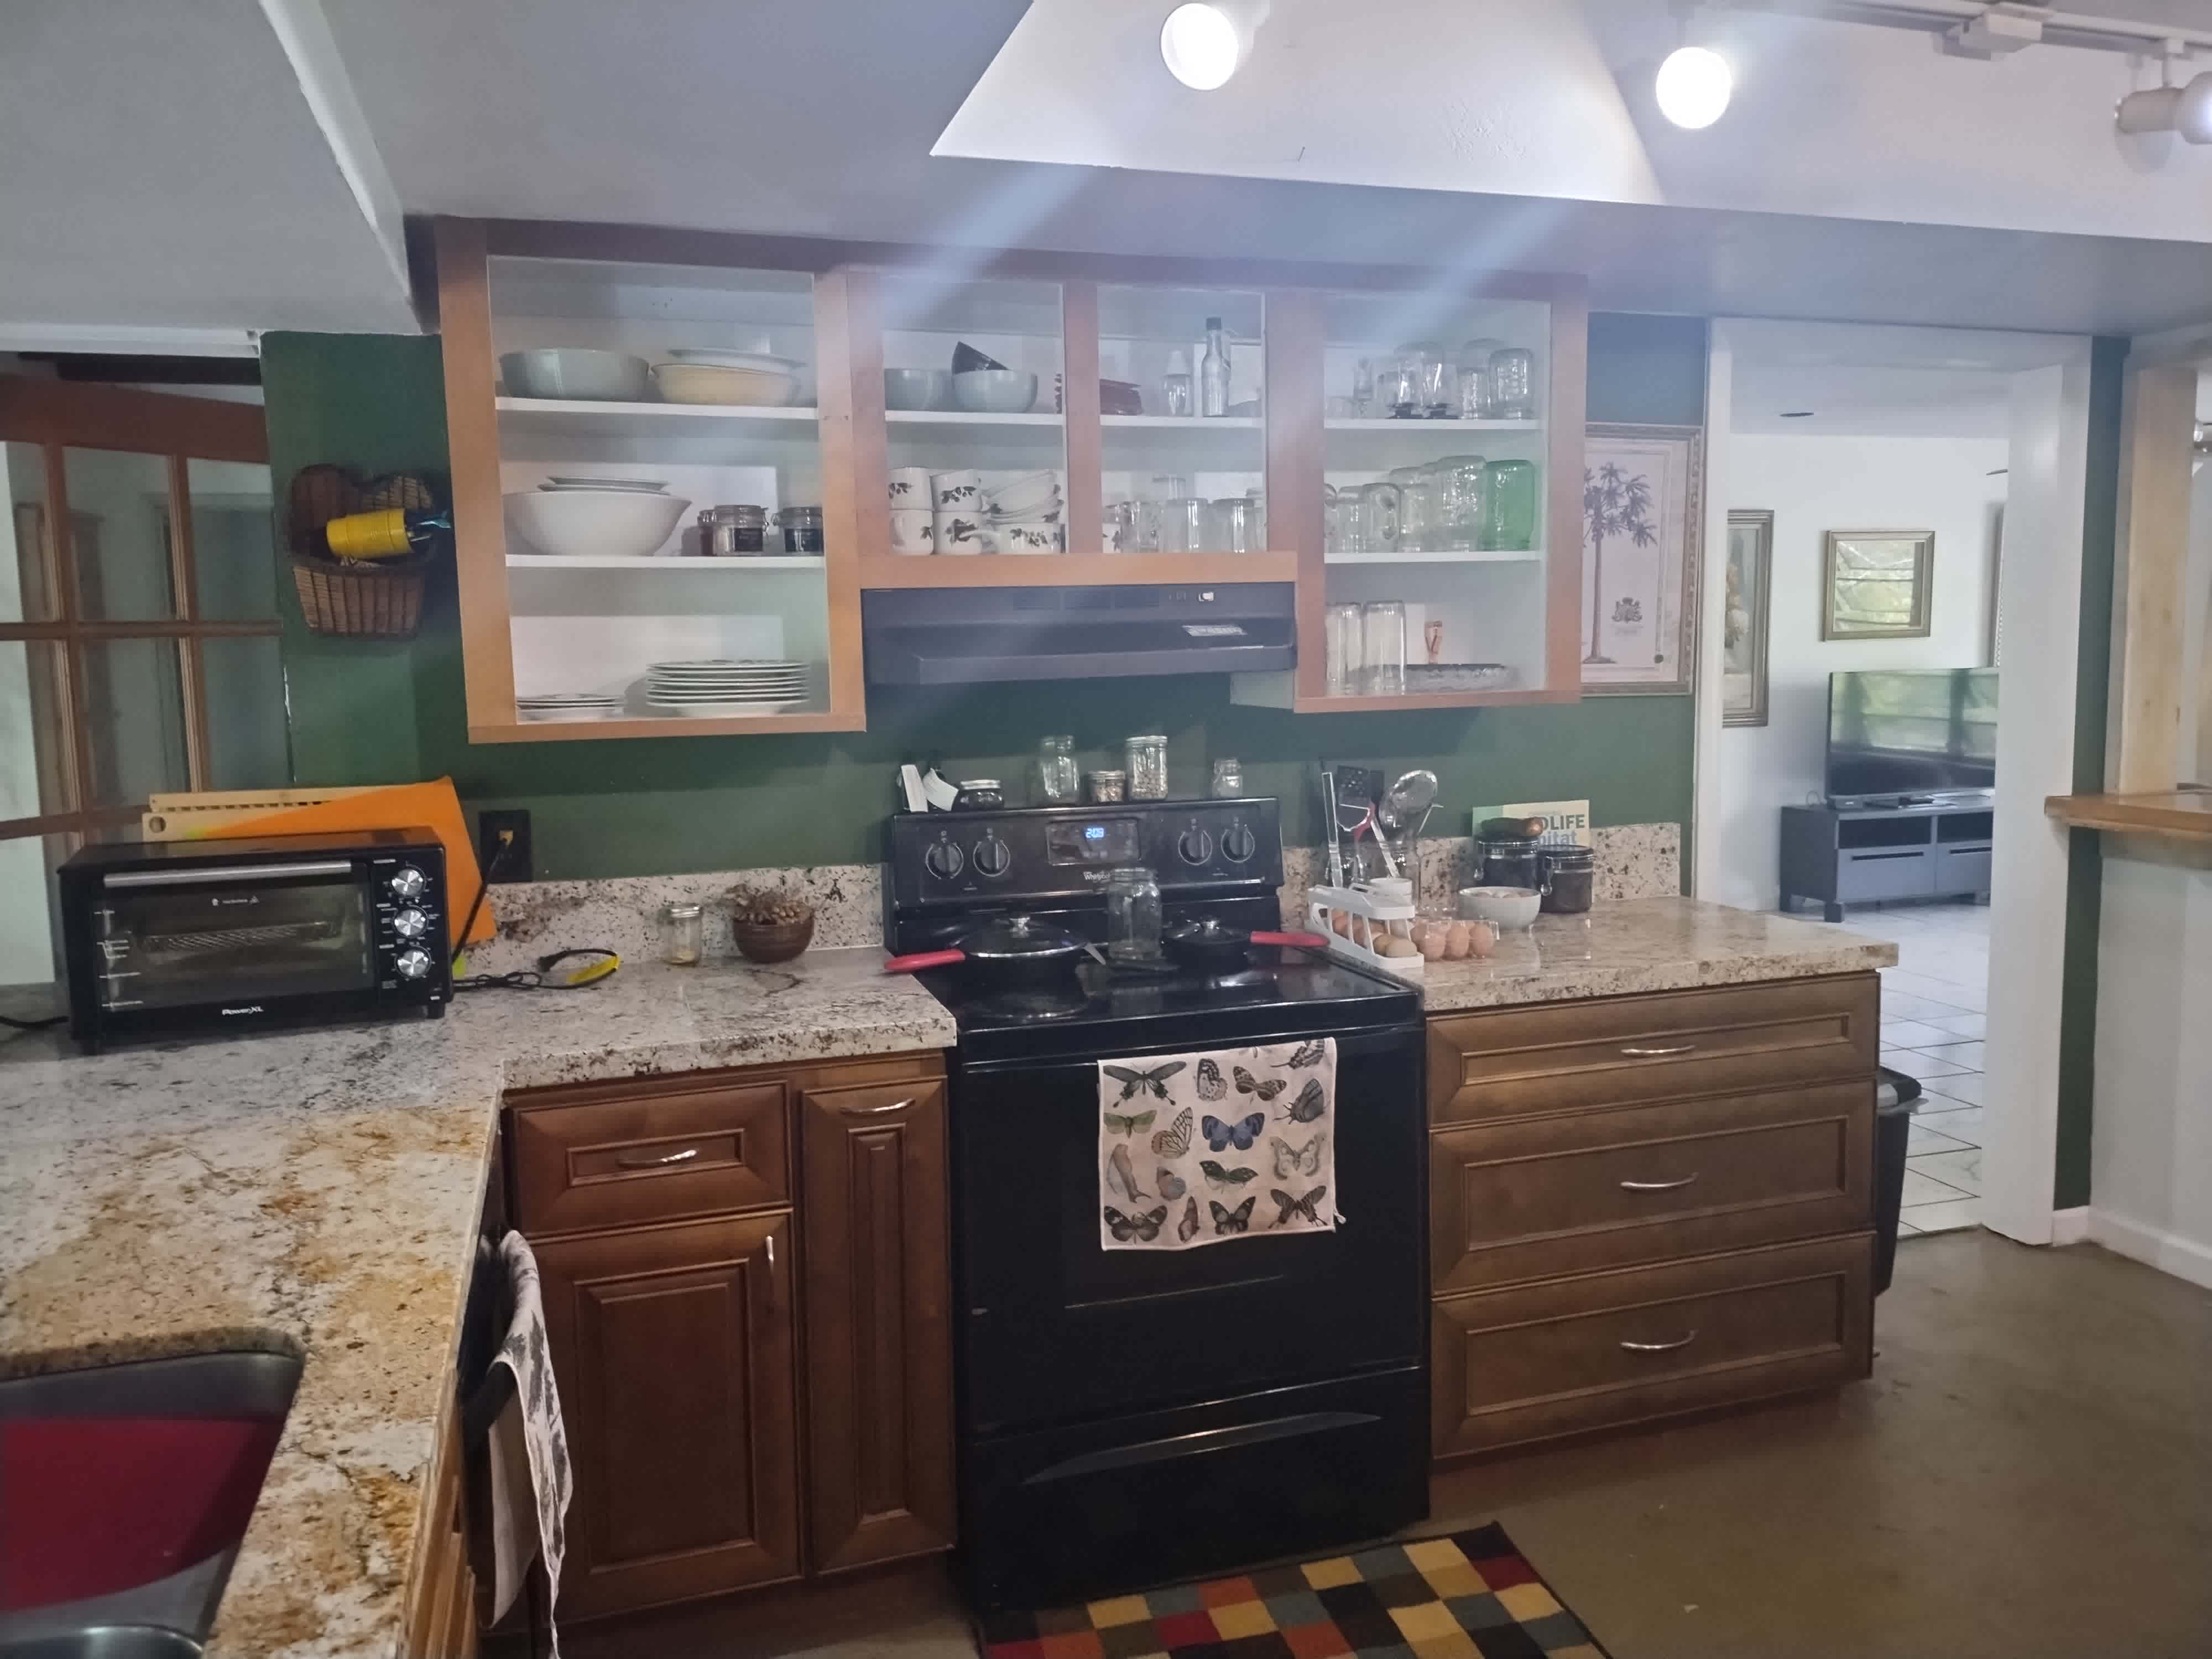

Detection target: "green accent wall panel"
[262, 313, 1706, 879]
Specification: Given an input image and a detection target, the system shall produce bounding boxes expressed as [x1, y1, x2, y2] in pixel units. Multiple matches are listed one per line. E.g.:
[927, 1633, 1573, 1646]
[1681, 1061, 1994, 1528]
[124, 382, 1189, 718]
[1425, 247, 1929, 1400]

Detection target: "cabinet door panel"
[535, 1214, 800, 1617]
[800, 1078, 956, 1573]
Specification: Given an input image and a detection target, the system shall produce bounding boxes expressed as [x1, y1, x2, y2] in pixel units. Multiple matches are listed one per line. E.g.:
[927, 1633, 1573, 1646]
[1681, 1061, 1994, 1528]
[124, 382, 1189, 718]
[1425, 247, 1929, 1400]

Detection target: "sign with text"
[1472, 799, 1591, 849]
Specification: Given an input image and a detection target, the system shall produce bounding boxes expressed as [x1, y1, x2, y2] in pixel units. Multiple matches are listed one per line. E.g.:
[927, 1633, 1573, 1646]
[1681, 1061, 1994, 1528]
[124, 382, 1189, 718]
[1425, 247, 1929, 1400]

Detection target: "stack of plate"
[538, 475, 669, 494]
[645, 659, 810, 717]
[517, 692, 625, 723]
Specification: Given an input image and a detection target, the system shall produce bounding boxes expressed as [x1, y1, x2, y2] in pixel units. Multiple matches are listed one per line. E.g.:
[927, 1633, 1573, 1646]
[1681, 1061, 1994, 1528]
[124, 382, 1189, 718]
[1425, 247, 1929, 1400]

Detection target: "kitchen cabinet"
[1425, 974, 1879, 1462]
[433, 218, 1589, 738]
[506, 1050, 951, 1621]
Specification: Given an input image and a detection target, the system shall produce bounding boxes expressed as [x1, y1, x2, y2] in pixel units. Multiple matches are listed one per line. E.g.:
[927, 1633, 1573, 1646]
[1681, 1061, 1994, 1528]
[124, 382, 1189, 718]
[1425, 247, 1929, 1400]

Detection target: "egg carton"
[1305, 882, 1424, 983]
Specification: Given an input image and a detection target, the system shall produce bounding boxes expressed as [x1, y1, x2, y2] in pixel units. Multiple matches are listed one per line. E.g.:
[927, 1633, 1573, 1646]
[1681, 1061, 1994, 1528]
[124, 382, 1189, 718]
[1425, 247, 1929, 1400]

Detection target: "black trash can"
[1873, 1065, 1923, 1295]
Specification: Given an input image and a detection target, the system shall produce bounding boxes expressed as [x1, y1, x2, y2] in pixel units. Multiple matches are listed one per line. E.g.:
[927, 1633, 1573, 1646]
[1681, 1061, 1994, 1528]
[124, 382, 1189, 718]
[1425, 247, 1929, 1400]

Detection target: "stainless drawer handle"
[1620, 1331, 1699, 1353]
[1619, 1042, 1697, 1058]
[615, 1146, 699, 1168]
[1619, 1173, 1699, 1192]
[841, 1097, 915, 1118]
[764, 1233, 778, 1311]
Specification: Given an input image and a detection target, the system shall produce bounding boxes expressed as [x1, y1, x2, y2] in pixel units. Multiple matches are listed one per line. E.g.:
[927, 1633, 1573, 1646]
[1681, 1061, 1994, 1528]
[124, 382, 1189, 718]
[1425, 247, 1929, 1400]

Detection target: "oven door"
[950, 1021, 1426, 1436]
[84, 856, 379, 1028]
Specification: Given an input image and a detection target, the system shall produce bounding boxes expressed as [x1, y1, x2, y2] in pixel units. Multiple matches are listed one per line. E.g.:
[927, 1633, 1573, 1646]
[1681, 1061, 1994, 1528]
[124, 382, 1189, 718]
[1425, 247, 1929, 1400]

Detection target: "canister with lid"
[1537, 845, 1595, 914]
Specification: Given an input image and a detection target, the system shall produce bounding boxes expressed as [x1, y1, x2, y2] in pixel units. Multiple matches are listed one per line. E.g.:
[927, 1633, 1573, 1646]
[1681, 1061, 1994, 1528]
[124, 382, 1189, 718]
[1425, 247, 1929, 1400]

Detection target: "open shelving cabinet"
[435, 220, 1589, 741]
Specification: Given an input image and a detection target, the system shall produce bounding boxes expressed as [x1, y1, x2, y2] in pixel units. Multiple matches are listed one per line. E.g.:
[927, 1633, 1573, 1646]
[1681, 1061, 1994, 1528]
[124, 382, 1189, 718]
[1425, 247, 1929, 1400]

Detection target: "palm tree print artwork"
[1583, 461, 1657, 664]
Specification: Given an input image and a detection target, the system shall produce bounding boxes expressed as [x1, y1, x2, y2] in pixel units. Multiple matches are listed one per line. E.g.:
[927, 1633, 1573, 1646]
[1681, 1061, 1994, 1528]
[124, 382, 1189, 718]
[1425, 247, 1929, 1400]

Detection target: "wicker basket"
[286, 464, 440, 639]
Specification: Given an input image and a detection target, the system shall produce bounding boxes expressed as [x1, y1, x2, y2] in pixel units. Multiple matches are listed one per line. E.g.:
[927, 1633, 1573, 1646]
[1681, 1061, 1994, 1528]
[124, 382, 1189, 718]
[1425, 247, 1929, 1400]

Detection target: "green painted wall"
[2053, 336, 2126, 1211]
[262, 315, 1705, 879]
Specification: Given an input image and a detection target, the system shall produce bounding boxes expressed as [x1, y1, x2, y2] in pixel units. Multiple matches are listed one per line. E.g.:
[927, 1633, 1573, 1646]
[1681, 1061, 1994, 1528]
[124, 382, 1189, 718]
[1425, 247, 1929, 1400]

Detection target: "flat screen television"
[1827, 669, 1997, 803]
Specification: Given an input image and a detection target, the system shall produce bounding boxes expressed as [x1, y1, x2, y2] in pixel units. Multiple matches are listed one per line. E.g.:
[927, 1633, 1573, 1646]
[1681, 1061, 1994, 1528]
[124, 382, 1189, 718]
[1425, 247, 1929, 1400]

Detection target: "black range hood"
[862, 582, 1295, 685]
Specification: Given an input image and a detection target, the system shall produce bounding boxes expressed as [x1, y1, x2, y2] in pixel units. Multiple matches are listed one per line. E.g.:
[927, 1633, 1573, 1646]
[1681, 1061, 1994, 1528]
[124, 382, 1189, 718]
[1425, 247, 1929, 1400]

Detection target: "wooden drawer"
[1431, 1082, 1874, 1292]
[1432, 1234, 1872, 1462]
[510, 1077, 794, 1233]
[1428, 975, 1877, 1124]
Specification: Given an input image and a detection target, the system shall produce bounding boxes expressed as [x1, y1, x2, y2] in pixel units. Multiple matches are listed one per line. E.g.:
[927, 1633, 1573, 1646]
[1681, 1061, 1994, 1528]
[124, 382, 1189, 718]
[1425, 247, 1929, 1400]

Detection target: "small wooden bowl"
[732, 913, 815, 964]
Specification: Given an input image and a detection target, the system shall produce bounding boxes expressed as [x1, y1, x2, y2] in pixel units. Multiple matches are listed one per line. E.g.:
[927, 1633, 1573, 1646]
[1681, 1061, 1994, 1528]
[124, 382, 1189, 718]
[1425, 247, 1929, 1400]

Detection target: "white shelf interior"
[1323, 556, 1548, 689]
[1324, 548, 1544, 565]
[506, 553, 827, 572]
[884, 409, 1062, 427]
[498, 397, 818, 424]
[1324, 418, 1541, 433]
[1102, 415, 1263, 430]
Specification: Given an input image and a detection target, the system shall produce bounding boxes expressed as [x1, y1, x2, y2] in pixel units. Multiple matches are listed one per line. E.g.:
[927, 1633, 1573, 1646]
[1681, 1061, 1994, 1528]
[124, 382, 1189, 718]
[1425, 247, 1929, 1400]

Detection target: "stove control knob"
[394, 947, 434, 981]
[1177, 824, 1214, 866]
[392, 907, 431, 941]
[923, 838, 965, 881]
[388, 865, 429, 901]
[972, 834, 1012, 879]
[1220, 822, 1258, 864]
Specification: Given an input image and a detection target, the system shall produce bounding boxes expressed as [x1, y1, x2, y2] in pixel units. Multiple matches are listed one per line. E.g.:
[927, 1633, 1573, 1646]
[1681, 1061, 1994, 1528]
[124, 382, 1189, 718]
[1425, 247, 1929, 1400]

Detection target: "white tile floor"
[1820, 899, 1992, 1236]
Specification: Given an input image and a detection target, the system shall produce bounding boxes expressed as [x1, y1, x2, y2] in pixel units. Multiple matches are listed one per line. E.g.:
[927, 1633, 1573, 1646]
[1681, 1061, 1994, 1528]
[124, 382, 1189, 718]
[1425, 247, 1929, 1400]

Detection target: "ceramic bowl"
[986, 471, 1062, 517]
[652, 362, 798, 407]
[888, 509, 936, 554]
[951, 369, 1038, 414]
[668, 348, 803, 373]
[503, 487, 690, 559]
[995, 519, 1063, 554]
[884, 368, 954, 411]
[1458, 885, 1542, 930]
[499, 348, 650, 401]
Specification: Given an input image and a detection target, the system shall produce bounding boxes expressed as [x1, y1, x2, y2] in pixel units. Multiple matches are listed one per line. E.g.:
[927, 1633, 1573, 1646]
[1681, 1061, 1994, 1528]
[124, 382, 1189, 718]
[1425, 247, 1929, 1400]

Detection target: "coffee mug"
[888, 467, 932, 507]
[931, 469, 983, 512]
[935, 510, 985, 554]
[889, 509, 935, 554]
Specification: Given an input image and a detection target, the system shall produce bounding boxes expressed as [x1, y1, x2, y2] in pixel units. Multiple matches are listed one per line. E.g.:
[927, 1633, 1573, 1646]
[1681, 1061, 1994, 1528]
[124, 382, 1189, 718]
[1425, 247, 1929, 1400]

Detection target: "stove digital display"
[1046, 818, 1140, 864]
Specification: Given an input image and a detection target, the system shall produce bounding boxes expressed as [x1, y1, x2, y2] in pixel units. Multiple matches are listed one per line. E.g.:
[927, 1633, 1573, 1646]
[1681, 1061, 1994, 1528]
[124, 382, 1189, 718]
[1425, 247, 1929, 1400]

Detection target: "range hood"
[862, 582, 1295, 685]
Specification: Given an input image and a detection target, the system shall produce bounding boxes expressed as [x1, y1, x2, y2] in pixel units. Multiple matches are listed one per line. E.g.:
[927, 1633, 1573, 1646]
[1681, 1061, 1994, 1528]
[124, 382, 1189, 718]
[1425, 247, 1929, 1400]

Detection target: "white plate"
[541, 476, 667, 492]
[649, 658, 804, 670]
[646, 699, 806, 717]
[519, 693, 624, 706]
[665, 348, 804, 372]
[645, 686, 806, 700]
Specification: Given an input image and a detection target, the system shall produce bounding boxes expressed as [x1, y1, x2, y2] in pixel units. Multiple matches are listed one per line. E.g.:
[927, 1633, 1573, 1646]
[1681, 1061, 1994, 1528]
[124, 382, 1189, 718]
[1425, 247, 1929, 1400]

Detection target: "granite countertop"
[1417, 896, 1896, 1011]
[0, 948, 954, 1659]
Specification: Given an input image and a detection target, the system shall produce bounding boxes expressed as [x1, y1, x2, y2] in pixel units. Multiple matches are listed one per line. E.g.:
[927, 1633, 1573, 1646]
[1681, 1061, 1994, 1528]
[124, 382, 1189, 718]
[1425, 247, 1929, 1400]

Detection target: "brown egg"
[1418, 929, 1447, 961]
[1443, 920, 1471, 959]
[1378, 936, 1420, 958]
[1330, 909, 1352, 937]
[1468, 920, 1498, 958]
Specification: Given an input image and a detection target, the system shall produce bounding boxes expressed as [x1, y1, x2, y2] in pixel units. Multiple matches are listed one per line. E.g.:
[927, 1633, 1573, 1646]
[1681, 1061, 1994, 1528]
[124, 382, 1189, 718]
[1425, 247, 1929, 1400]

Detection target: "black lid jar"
[1538, 845, 1596, 914]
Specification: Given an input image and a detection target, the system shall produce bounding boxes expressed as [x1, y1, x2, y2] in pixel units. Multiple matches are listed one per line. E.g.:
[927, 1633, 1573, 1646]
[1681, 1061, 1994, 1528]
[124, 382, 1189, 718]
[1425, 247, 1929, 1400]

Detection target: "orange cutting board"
[194, 779, 493, 951]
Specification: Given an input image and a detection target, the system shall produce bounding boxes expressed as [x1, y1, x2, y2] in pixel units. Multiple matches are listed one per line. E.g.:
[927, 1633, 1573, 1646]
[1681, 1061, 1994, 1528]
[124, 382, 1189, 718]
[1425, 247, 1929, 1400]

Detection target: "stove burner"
[961, 985, 1091, 1025]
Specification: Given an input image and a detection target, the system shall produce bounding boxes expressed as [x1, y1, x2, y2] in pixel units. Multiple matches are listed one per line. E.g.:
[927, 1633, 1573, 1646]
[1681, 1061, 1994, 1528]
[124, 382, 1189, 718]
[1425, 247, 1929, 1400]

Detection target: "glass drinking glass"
[1161, 372, 1193, 417]
[1037, 734, 1079, 803]
[1160, 497, 1208, 552]
[1207, 498, 1254, 552]
[1362, 601, 1407, 696]
[1323, 485, 1343, 555]
[1426, 455, 1489, 552]
[1489, 347, 1537, 419]
[1404, 341, 1453, 418]
[1105, 867, 1164, 962]
[1351, 357, 1376, 418]
[1125, 733, 1170, 799]
[1380, 356, 1421, 418]
[1325, 603, 1365, 697]
[1210, 757, 1246, 798]
[1481, 460, 1539, 551]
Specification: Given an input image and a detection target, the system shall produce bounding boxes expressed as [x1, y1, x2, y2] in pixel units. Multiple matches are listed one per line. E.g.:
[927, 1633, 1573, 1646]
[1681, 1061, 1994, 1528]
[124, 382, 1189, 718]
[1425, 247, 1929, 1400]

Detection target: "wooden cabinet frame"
[434, 217, 1590, 740]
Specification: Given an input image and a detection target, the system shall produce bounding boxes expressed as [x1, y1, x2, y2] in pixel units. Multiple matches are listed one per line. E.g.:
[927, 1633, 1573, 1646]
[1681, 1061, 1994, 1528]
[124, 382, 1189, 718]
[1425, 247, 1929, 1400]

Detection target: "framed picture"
[1723, 509, 1773, 728]
[1581, 424, 1702, 695]
[1823, 530, 1933, 639]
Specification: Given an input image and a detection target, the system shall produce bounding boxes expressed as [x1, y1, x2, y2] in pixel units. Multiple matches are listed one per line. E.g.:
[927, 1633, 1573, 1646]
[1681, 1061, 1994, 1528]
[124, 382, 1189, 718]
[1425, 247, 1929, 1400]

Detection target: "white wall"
[1708, 434, 2007, 912]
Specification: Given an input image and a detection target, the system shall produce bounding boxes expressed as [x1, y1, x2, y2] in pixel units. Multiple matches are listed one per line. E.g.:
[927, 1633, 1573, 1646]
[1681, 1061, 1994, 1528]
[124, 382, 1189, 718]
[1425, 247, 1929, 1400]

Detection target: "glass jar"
[1389, 467, 1431, 552]
[1105, 867, 1164, 963]
[1481, 459, 1538, 551]
[1323, 484, 1343, 556]
[1457, 337, 1505, 417]
[1477, 834, 1541, 891]
[1207, 497, 1255, 552]
[1538, 846, 1595, 915]
[1325, 602, 1365, 698]
[773, 504, 825, 553]
[1488, 347, 1537, 420]
[1037, 734, 1079, 804]
[1087, 769, 1127, 804]
[1396, 341, 1450, 418]
[659, 901, 704, 966]
[1161, 358, 1194, 418]
[1358, 480, 1402, 552]
[1362, 601, 1407, 696]
[1125, 734, 1169, 799]
[1210, 757, 1246, 798]
[1379, 355, 1422, 418]
[699, 503, 766, 556]
[1159, 497, 1208, 554]
[1425, 455, 1489, 552]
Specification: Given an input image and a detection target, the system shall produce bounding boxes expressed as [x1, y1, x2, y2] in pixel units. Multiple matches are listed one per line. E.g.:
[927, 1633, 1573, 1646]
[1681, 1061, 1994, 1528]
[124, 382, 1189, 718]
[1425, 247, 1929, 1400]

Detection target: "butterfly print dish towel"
[1098, 1039, 1337, 1251]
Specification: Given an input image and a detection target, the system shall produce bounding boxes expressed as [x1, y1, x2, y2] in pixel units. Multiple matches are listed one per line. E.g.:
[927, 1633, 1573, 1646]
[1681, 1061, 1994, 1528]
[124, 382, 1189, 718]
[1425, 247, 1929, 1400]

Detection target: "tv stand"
[1781, 800, 1994, 923]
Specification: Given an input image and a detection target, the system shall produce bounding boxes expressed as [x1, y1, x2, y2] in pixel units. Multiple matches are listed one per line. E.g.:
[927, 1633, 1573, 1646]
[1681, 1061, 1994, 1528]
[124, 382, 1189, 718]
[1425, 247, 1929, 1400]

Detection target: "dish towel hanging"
[1098, 1037, 1338, 1251]
[489, 1230, 572, 1655]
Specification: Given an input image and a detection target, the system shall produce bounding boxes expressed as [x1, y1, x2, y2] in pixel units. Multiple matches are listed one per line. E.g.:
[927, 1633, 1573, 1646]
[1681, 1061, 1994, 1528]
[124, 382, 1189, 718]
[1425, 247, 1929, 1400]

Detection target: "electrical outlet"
[478, 810, 533, 883]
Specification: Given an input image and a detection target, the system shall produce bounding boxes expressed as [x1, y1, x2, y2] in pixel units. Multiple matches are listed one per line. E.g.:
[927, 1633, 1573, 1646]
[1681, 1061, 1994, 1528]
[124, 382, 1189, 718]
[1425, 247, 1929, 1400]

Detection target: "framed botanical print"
[1723, 509, 1772, 728]
[1823, 530, 1933, 639]
[1581, 424, 1702, 695]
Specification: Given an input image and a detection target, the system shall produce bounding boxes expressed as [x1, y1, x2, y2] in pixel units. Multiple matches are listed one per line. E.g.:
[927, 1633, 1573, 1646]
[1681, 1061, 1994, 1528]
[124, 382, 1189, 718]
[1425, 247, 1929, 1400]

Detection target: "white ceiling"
[0, 0, 416, 347]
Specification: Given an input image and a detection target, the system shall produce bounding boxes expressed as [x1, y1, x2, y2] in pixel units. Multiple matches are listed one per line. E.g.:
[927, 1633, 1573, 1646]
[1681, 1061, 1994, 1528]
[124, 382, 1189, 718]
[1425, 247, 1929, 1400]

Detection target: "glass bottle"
[1326, 602, 1365, 697]
[659, 902, 704, 966]
[1105, 867, 1164, 962]
[1037, 734, 1079, 803]
[1125, 733, 1170, 799]
[1362, 601, 1407, 696]
[1199, 316, 1230, 418]
[1489, 347, 1537, 420]
[1210, 757, 1246, 798]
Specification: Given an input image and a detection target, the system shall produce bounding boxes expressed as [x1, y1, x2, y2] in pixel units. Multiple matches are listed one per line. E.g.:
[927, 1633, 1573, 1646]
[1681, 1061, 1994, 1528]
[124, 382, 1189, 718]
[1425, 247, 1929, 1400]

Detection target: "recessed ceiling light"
[1655, 45, 1733, 129]
[1780, 410, 1815, 419]
[1160, 4, 1241, 91]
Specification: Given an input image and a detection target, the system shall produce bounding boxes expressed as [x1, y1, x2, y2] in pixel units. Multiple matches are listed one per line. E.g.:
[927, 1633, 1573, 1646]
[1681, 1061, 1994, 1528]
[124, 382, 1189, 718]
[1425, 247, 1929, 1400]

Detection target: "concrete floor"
[562, 1235, 2212, 1659]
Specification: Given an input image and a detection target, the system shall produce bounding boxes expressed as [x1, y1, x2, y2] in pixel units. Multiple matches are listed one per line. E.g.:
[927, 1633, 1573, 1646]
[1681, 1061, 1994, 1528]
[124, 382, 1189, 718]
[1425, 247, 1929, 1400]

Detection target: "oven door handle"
[104, 859, 357, 888]
[1023, 1410, 1380, 1485]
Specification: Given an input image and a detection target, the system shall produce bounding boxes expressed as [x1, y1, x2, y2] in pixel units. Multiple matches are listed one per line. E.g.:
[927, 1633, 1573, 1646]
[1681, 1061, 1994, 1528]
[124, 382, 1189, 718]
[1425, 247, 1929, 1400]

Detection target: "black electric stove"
[884, 799, 1430, 1613]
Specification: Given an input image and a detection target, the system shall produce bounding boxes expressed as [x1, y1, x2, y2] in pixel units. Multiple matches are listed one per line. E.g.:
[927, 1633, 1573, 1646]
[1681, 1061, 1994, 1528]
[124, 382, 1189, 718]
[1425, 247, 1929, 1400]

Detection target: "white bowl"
[884, 368, 954, 410]
[667, 348, 804, 373]
[995, 519, 1063, 554]
[653, 362, 798, 406]
[952, 369, 1038, 414]
[500, 348, 650, 401]
[504, 488, 690, 559]
[1458, 886, 1542, 930]
[986, 472, 1062, 517]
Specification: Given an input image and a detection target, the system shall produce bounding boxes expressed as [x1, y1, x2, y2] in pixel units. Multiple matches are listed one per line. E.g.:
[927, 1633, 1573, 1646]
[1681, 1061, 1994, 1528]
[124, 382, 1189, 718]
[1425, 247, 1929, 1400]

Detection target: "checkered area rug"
[976, 1524, 1609, 1658]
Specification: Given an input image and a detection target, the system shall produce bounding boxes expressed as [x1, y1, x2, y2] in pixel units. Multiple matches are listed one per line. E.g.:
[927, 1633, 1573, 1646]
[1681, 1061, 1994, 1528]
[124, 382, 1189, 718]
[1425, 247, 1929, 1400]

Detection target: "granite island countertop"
[0, 947, 956, 1659]
[1415, 896, 1895, 1011]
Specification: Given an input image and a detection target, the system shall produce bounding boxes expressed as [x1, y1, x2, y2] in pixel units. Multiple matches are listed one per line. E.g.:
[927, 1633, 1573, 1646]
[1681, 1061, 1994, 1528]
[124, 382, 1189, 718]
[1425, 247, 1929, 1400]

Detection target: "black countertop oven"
[58, 828, 450, 1050]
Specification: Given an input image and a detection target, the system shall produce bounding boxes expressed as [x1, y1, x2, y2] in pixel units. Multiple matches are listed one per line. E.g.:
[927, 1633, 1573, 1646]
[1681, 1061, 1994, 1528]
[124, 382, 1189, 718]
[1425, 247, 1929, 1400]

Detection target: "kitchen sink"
[0, 1350, 301, 1654]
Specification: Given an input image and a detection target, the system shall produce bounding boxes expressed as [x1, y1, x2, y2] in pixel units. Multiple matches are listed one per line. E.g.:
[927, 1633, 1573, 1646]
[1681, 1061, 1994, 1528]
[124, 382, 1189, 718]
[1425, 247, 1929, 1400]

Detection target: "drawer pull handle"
[615, 1146, 700, 1169]
[841, 1097, 916, 1118]
[1619, 1331, 1699, 1353]
[1619, 1042, 1697, 1058]
[1619, 1173, 1699, 1192]
[764, 1233, 778, 1311]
